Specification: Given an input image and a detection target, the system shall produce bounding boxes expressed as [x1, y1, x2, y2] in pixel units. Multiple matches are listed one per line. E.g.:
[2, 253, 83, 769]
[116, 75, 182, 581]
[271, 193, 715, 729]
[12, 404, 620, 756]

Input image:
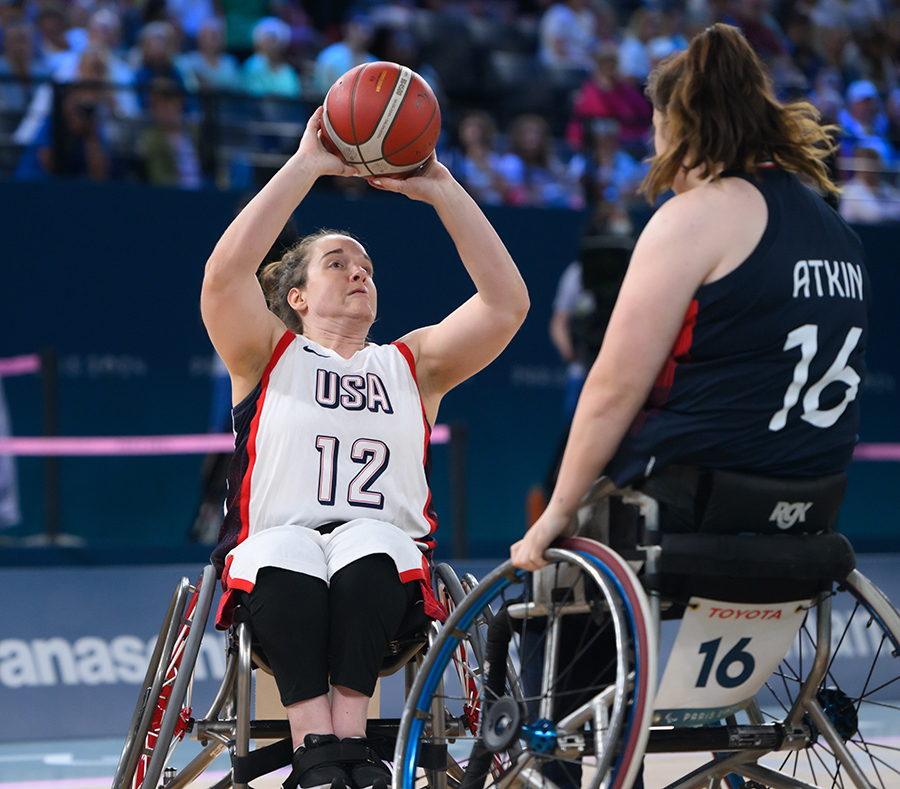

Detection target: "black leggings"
[240, 554, 426, 706]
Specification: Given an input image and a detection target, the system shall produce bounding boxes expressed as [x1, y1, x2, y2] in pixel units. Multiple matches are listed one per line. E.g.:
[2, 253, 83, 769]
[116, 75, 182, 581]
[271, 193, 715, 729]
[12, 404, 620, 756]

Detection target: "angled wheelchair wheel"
[751, 569, 900, 788]
[112, 565, 216, 789]
[395, 544, 655, 789]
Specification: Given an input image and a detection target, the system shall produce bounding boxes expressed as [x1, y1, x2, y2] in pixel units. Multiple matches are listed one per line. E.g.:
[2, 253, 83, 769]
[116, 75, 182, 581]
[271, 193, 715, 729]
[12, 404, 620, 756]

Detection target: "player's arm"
[371, 158, 530, 419]
[511, 188, 735, 569]
[202, 108, 356, 397]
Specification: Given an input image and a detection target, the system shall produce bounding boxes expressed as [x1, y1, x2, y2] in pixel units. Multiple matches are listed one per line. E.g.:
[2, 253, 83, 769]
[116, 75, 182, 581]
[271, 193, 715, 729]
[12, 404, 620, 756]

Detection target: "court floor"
[0, 737, 232, 789]
[0, 738, 690, 789]
[3, 736, 899, 789]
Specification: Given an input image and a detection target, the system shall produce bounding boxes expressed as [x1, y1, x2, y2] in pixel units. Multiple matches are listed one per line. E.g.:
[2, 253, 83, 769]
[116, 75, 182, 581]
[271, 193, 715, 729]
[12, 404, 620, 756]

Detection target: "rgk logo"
[769, 501, 813, 529]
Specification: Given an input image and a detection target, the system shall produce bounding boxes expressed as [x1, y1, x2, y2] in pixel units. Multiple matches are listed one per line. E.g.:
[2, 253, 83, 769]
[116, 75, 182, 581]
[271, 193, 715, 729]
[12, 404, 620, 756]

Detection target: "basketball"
[321, 61, 441, 177]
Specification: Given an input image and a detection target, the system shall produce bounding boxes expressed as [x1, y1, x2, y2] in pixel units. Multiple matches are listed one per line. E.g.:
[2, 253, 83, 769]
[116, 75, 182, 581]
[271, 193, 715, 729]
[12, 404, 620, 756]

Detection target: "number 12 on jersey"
[315, 435, 390, 509]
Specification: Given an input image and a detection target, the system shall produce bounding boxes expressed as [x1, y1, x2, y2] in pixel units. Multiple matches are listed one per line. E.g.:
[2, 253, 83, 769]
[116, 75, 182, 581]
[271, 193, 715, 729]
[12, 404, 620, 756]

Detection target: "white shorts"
[223, 518, 429, 589]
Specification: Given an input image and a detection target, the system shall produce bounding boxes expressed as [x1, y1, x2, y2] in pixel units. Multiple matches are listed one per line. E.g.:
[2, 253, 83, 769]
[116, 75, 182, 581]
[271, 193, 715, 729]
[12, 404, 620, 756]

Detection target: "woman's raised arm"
[201, 108, 357, 397]
[372, 159, 530, 422]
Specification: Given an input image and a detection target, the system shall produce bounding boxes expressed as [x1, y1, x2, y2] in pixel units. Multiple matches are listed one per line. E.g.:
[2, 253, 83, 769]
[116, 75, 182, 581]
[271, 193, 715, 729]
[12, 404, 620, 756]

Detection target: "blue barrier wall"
[0, 179, 897, 557]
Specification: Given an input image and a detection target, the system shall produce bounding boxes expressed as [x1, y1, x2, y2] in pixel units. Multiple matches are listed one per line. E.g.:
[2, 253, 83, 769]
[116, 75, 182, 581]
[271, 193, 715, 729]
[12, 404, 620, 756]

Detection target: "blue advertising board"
[1, 556, 898, 743]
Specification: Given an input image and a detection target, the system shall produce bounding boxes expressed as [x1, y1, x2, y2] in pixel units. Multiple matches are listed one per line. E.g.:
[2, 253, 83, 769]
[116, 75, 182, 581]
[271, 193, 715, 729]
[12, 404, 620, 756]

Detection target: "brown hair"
[641, 24, 839, 201]
[258, 228, 360, 334]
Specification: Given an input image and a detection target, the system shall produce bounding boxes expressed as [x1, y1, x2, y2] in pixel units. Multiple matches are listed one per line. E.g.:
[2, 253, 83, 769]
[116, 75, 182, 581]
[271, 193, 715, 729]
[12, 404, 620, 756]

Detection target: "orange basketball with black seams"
[321, 61, 441, 177]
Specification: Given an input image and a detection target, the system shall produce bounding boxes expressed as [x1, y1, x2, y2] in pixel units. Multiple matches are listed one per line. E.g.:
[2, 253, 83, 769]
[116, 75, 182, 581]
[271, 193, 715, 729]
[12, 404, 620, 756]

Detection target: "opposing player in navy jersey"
[202, 106, 529, 789]
[513, 23, 868, 571]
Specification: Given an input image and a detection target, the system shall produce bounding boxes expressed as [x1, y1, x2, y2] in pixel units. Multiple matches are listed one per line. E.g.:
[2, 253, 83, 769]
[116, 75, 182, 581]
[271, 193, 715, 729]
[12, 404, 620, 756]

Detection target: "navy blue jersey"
[606, 167, 869, 486]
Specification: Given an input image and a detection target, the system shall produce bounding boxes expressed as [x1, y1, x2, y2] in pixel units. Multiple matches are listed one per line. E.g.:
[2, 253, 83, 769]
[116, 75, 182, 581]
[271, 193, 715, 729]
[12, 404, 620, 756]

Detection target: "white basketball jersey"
[242, 332, 437, 540]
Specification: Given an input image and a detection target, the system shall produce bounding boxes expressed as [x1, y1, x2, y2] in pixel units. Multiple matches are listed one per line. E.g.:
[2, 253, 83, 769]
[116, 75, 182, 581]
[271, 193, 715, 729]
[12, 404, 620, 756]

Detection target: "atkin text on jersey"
[792, 260, 864, 300]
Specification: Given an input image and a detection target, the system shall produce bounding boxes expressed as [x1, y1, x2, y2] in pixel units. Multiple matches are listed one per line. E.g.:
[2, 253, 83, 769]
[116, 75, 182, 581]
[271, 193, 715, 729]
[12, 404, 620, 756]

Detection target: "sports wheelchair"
[394, 472, 900, 789]
[111, 561, 478, 789]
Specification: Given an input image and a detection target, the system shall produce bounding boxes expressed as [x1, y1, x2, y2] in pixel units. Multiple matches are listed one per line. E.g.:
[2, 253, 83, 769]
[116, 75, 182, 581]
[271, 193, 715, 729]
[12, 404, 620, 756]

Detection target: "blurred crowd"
[1, 0, 900, 222]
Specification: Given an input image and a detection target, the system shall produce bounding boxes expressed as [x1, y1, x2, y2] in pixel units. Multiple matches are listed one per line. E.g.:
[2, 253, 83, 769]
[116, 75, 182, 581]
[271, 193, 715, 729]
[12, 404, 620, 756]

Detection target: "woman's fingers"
[510, 538, 548, 571]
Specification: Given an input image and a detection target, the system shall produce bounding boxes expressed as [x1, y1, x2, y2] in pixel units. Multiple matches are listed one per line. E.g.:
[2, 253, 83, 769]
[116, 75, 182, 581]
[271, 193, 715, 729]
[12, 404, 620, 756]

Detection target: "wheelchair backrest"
[695, 469, 847, 535]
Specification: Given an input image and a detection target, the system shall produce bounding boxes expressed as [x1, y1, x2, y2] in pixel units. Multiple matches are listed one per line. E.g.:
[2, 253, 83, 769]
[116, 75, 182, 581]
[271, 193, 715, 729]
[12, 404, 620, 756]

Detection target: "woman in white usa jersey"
[201, 106, 529, 789]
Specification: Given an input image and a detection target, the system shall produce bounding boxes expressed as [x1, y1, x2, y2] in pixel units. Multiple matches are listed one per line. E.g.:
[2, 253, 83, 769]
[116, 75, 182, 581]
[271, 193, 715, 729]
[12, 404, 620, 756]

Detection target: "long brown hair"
[641, 24, 839, 201]
[258, 228, 360, 334]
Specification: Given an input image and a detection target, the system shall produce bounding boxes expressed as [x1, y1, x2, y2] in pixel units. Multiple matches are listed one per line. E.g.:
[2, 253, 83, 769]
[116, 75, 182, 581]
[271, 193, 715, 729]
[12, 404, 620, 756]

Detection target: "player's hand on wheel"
[511, 509, 570, 571]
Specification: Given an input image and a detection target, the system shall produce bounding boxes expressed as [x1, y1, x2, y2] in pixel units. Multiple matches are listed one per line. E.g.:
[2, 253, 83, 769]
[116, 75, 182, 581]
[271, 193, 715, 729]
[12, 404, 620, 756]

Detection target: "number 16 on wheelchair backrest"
[653, 596, 811, 726]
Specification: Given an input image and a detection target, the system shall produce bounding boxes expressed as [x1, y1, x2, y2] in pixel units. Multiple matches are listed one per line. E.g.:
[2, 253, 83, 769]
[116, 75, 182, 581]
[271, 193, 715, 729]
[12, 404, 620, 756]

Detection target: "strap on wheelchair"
[234, 735, 447, 788]
[233, 738, 293, 784]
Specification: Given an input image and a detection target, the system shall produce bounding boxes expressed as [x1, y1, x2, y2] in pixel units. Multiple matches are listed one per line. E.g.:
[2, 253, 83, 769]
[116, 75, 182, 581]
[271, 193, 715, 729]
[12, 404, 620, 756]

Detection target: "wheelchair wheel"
[395, 545, 655, 789]
[112, 565, 216, 789]
[434, 561, 490, 702]
[753, 568, 900, 788]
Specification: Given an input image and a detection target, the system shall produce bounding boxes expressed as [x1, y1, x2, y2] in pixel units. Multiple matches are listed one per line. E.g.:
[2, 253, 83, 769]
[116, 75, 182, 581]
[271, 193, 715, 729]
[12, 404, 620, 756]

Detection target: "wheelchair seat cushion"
[647, 531, 856, 605]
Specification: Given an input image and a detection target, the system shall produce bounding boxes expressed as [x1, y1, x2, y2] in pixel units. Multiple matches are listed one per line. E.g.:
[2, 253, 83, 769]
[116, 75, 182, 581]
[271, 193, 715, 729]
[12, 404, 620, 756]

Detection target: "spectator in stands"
[839, 146, 900, 224]
[166, 0, 217, 48]
[62, 0, 92, 55]
[809, 0, 884, 33]
[17, 47, 113, 180]
[13, 39, 137, 155]
[660, 5, 690, 52]
[138, 77, 203, 188]
[783, 9, 824, 87]
[53, 8, 136, 107]
[838, 79, 897, 164]
[311, 10, 376, 96]
[567, 118, 646, 207]
[34, 4, 73, 73]
[273, 1, 319, 60]
[220, 0, 271, 59]
[445, 109, 512, 206]
[887, 10, 900, 72]
[565, 43, 653, 156]
[242, 16, 301, 97]
[855, 28, 894, 95]
[809, 66, 844, 124]
[537, 0, 596, 86]
[370, 25, 444, 107]
[0, 0, 26, 40]
[499, 113, 581, 209]
[134, 22, 187, 106]
[0, 21, 49, 119]
[618, 7, 663, 85]
[731, 0, 785, 64]
[593, 0, 621, 50]
[820, 23, 863, 88]
[177, 16, 242, 91]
